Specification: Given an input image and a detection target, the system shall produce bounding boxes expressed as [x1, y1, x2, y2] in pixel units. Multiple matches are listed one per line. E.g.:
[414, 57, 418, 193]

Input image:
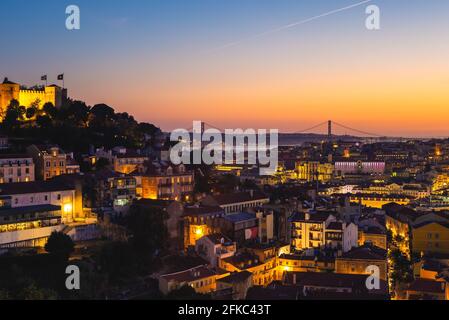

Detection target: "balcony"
[309, 234, 322, 241]
[292, 230, 302, 238]
[159, 183, 173, 188]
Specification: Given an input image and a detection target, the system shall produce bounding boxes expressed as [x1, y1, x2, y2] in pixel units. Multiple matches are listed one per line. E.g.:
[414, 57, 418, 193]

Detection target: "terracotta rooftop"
[407, 279, 445, 294]
[0, 181, 74, 195]
[327, 222, 343, 231]
[204, 233, 233, 245]
[217, 271, 252, 284]
[183, 206, 224, 217]
[160, 265, 216, 283]
[0, 154, 31, 160]
[339, 244, 387, 261]
[289, 211, 335, 223]
[285, 271, 388, 293]
[209, 191, 268, 205]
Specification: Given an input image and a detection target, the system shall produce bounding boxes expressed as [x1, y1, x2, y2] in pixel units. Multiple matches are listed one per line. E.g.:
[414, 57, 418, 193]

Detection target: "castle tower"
[0, 78, 20, 117]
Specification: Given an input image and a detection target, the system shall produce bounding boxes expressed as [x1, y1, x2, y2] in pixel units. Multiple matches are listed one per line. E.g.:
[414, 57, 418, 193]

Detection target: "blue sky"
[1, 1, 449, 136]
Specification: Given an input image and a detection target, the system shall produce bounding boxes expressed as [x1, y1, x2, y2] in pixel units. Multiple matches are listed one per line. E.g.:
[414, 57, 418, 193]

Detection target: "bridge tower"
[327, 120, 332, 142]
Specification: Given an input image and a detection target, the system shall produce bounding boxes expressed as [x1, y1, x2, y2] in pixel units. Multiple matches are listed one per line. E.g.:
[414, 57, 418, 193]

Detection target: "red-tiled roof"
[0, 181, 74, 195]
[217, 271, 252, 284]
[183, 206, 224, 216]
[290, 211, 334, 223]
[204, 233, 233, 245]
[210, 191, 268, 205]
[160, 265, 216, 283]
[327, 222, 343, 230]
[407, 279, 445, 294]
[0, 154, 31, 160]
[339, 244, 387, 261]
[285, 272, 388, 293]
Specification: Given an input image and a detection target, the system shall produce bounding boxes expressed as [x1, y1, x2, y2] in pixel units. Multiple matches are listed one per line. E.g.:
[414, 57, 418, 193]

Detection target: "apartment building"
[290, 211, 336, 251]
[27, 145, 67, 180]
[335, 244, 388, 280]
[87, 169, 137, 212]
[113, 151, 148, 174]
[290, 211, 358, 252]
[195, 233, 237, 268]
[201, 190, 270, 215]
[0, 154, 35, 183]
[159, 265, 222, 295]
[141, 163, 194, 201]
[0, 180, 78, 248]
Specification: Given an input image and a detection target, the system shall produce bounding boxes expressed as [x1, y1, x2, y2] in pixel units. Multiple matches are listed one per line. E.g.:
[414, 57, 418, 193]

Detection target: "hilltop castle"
[0, 77, 67, 118]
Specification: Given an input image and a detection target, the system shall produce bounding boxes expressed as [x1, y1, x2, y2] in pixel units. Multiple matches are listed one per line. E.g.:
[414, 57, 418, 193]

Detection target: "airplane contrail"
[209, 0, 373, 52]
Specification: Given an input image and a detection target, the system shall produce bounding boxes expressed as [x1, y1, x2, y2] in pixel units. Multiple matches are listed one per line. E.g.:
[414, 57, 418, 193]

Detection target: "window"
[46, 161, 51, 167]
[427, 233, 432, 239]
[435, 233, 440, 239]
[57, 194, 61, 200]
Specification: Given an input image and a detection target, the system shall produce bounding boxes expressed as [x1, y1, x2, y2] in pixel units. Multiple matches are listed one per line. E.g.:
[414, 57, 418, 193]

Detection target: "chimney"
[305, 212, 310, 221]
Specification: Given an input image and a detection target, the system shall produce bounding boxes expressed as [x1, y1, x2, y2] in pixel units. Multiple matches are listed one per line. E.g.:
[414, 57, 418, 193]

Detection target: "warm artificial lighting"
[63, 203, 72, 213]
[195, 227, 203, 236]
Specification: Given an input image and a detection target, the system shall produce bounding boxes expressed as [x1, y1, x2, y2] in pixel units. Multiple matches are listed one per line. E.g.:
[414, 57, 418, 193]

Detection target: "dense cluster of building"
[152, 138, 449, 300]
[3, 85, 449, 300]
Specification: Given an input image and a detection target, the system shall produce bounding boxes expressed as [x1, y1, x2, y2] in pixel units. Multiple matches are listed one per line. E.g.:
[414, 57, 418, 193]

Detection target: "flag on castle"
[57, 74, 64, 80]
[41, 75, 47, 81]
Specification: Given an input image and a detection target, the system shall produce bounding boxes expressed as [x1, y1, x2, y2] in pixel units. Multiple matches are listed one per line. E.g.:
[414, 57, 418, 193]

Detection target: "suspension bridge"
[182, 120, 443, 142]
[185, 120, 394, 142]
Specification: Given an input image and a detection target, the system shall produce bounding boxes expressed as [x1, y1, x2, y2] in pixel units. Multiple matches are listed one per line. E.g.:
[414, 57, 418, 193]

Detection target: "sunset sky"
[1, 0, 449, 137]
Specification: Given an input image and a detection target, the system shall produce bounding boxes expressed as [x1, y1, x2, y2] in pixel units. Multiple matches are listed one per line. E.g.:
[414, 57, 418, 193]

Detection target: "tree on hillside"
[91, 103, 115, 120]
[43, 102, 58, 119]
[127, 205, 169, 254]
[26, 106, 37, 119]
[59, 100, 90, 127]
[45, 231, 75, 260]
[2, 100, 21, 129]
[17, 283, 58, 300]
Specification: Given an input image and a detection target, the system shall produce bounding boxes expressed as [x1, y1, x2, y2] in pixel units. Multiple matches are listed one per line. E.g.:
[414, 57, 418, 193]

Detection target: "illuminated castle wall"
[0, 78, 66, 118]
